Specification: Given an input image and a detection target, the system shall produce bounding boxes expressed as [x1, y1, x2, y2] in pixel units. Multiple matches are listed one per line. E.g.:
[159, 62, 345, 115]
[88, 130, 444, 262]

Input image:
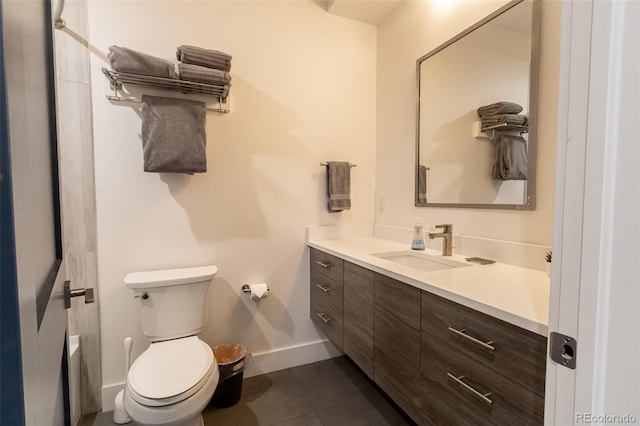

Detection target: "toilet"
[120, 265, 220, 426]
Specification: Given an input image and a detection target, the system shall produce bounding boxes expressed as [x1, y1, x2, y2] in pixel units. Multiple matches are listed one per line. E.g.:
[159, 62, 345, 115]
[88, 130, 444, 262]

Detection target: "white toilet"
[120, 265, 220, 426]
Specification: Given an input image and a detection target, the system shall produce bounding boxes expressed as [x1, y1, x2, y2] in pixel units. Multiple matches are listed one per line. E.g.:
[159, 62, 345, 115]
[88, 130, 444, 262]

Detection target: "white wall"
[87, 0, 377, 398]
[377, 0, 561, 245]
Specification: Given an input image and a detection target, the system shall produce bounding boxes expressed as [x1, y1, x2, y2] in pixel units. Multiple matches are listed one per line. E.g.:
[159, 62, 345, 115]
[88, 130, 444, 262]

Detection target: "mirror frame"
[415, 0, 541, 210]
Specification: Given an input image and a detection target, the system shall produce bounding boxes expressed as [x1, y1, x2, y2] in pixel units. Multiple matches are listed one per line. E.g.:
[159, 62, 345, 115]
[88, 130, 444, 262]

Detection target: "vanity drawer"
[310, 284, 343, 349]
[310, 248, 344, 283]
[422, 335, 544, 425]
[310, 269, 344, 310]
[421, 291, 547, 396]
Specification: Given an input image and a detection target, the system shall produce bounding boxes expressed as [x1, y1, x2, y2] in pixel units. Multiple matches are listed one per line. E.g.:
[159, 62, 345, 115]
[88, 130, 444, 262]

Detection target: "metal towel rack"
[479, 122, 529, 140]
[320, 162, 357, 168]
[53, 0, 66, 29]
[102, 68, 230, 113]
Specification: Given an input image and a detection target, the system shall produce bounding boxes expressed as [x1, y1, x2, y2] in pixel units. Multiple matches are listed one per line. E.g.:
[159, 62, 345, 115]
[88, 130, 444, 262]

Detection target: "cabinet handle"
[446, 373, 493, 405]
[315, 260, 332, 269]
[316, 312, 332, 324]
[316, 283, 331, 293]
[448, 327, 495, 351]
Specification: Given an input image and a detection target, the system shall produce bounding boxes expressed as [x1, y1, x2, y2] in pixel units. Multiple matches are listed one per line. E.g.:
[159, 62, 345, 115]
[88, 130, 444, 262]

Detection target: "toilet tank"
[124, 265, 217, 342]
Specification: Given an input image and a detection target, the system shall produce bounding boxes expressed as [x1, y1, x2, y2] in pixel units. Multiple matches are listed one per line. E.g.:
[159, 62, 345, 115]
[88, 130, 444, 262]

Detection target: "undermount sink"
[372, 251, 470, 272]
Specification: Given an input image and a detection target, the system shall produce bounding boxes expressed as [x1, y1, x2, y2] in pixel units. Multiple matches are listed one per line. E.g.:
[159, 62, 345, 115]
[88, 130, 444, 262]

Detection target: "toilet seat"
[127, 336, 214, 407]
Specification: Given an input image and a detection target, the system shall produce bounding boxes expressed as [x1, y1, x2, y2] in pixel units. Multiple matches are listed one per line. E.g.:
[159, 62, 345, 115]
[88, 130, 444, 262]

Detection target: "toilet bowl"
[119, 265, 219, 426]
[123, 336, 219, 426]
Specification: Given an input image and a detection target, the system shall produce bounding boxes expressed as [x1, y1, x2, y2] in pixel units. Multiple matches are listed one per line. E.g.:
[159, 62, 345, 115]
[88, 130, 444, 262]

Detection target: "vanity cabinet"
[310, 248, 344, 349]
[343, 262, 374, 378]
[420, 291, 546, 425]
[308, 247, 547, 425]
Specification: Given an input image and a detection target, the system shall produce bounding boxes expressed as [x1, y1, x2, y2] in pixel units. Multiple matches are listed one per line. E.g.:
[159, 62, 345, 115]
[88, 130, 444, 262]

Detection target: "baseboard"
[242, 338, 342, 378]
[101, 338, 342, 413]
[101, 382, 125, 413]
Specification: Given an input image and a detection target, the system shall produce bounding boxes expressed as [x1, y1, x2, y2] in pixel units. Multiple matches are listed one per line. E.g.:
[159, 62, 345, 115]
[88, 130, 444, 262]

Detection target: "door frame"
[545, 0, 639, 423]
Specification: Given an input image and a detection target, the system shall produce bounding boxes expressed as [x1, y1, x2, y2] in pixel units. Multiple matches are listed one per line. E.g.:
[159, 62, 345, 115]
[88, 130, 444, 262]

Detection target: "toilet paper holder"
[241, 283, 270, 296]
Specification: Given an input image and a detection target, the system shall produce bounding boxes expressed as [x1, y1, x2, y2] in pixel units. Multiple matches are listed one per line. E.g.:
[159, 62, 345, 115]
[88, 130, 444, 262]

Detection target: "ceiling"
[321, 0, 404, 25]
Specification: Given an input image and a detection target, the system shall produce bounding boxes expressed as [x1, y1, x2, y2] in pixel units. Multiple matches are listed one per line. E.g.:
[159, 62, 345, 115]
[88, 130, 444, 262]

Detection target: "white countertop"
[308, 237, 550, 336]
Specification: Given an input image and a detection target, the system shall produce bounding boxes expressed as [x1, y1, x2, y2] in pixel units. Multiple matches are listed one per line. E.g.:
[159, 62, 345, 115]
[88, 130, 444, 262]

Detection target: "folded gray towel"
[141, 95, 207, 174]
[327, 161, 351, 212]
[477, 101, 523, 117]
[176, 45, 232, 71]
[108, 46, 177, 79]
[492, 135, 527, 181]
[418, 165, 428, 203]
[178, 63, 231, 97]
[481, 114, 528, 126]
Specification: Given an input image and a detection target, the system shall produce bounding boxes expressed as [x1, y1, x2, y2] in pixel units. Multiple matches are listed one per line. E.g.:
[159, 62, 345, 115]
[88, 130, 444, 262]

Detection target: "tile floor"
[79, 356, 415, 426]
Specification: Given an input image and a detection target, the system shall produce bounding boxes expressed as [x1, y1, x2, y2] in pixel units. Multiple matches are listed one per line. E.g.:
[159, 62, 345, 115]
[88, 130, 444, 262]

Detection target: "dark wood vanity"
[310, 247, 546, 425]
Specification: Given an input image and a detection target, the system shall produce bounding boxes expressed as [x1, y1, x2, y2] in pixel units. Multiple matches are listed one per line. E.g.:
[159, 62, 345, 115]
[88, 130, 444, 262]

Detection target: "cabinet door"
[374, 273, 422, 422]
[343, 262, 374, 378]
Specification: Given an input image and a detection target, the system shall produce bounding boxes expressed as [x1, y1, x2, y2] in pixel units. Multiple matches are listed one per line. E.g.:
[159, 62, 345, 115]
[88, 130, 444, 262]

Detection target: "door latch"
[64, 280, 95, 309]
[549, 332, 577, 369]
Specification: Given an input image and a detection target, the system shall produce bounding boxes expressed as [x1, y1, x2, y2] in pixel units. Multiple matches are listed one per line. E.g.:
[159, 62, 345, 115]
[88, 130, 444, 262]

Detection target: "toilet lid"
[128, 336, 214, 400]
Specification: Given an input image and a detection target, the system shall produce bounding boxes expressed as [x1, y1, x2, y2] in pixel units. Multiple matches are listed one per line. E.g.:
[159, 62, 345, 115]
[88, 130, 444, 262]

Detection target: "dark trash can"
[211, 343, 248, 408]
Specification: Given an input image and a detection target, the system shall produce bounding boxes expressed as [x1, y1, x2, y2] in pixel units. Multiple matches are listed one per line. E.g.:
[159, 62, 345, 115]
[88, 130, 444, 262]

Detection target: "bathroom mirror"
[415, 0, 540, 209]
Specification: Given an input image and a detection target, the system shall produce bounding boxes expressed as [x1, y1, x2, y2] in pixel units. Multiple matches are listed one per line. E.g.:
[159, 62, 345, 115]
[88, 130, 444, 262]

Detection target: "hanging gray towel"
[141, 95, 207, 174]
[327, 161, 351, 212]
[477, 101, 523, 117]
[492, 135, 528, 181]
[176, 45, 232, 71]
[108, 46, 177, 79]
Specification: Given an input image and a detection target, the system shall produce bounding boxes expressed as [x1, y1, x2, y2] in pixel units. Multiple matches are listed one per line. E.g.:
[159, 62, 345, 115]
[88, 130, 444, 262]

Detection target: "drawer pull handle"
[316, 312, 332, 324]
[448, 327, 496, 351]
[315, 260, 332, 269]
[316, 284, 331, 293]
[446, 373, 493, 405]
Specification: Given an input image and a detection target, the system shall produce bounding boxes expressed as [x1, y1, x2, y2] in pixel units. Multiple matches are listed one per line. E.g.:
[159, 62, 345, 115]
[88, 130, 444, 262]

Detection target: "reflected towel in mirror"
[418, 165, 428, 203]
[492, 135, 527, 181]
[477, 101, 523, 117]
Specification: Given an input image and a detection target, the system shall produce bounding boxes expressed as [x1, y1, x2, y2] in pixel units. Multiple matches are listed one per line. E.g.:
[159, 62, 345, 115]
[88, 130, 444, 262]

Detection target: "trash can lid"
[213, 343, 247, 365]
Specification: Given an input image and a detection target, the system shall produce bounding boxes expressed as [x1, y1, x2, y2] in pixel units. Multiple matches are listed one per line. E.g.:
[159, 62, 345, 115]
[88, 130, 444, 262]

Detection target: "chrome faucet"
[428, 224, 453, 256]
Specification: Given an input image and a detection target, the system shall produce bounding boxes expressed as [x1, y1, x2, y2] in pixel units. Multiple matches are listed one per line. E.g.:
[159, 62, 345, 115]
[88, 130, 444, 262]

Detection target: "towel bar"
[320, 162, 357, 168]
[102, 68, 230, 113]
[106, 95, 229, 113]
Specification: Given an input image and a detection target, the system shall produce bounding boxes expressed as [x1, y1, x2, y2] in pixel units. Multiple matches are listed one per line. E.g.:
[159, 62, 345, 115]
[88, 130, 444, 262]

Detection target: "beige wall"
[376, 0, 561, 245]
[87, 0, 377, 394]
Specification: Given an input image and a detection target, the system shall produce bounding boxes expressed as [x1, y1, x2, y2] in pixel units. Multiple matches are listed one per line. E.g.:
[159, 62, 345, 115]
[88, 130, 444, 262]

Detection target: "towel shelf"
[320, 162, 357, 168]
[480, 122, 528, 133]
[102, 68, 230, 113]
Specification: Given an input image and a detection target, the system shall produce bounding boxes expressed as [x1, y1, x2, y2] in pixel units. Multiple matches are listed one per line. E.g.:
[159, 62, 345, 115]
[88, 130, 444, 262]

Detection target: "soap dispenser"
[411, 217, 425, 250]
